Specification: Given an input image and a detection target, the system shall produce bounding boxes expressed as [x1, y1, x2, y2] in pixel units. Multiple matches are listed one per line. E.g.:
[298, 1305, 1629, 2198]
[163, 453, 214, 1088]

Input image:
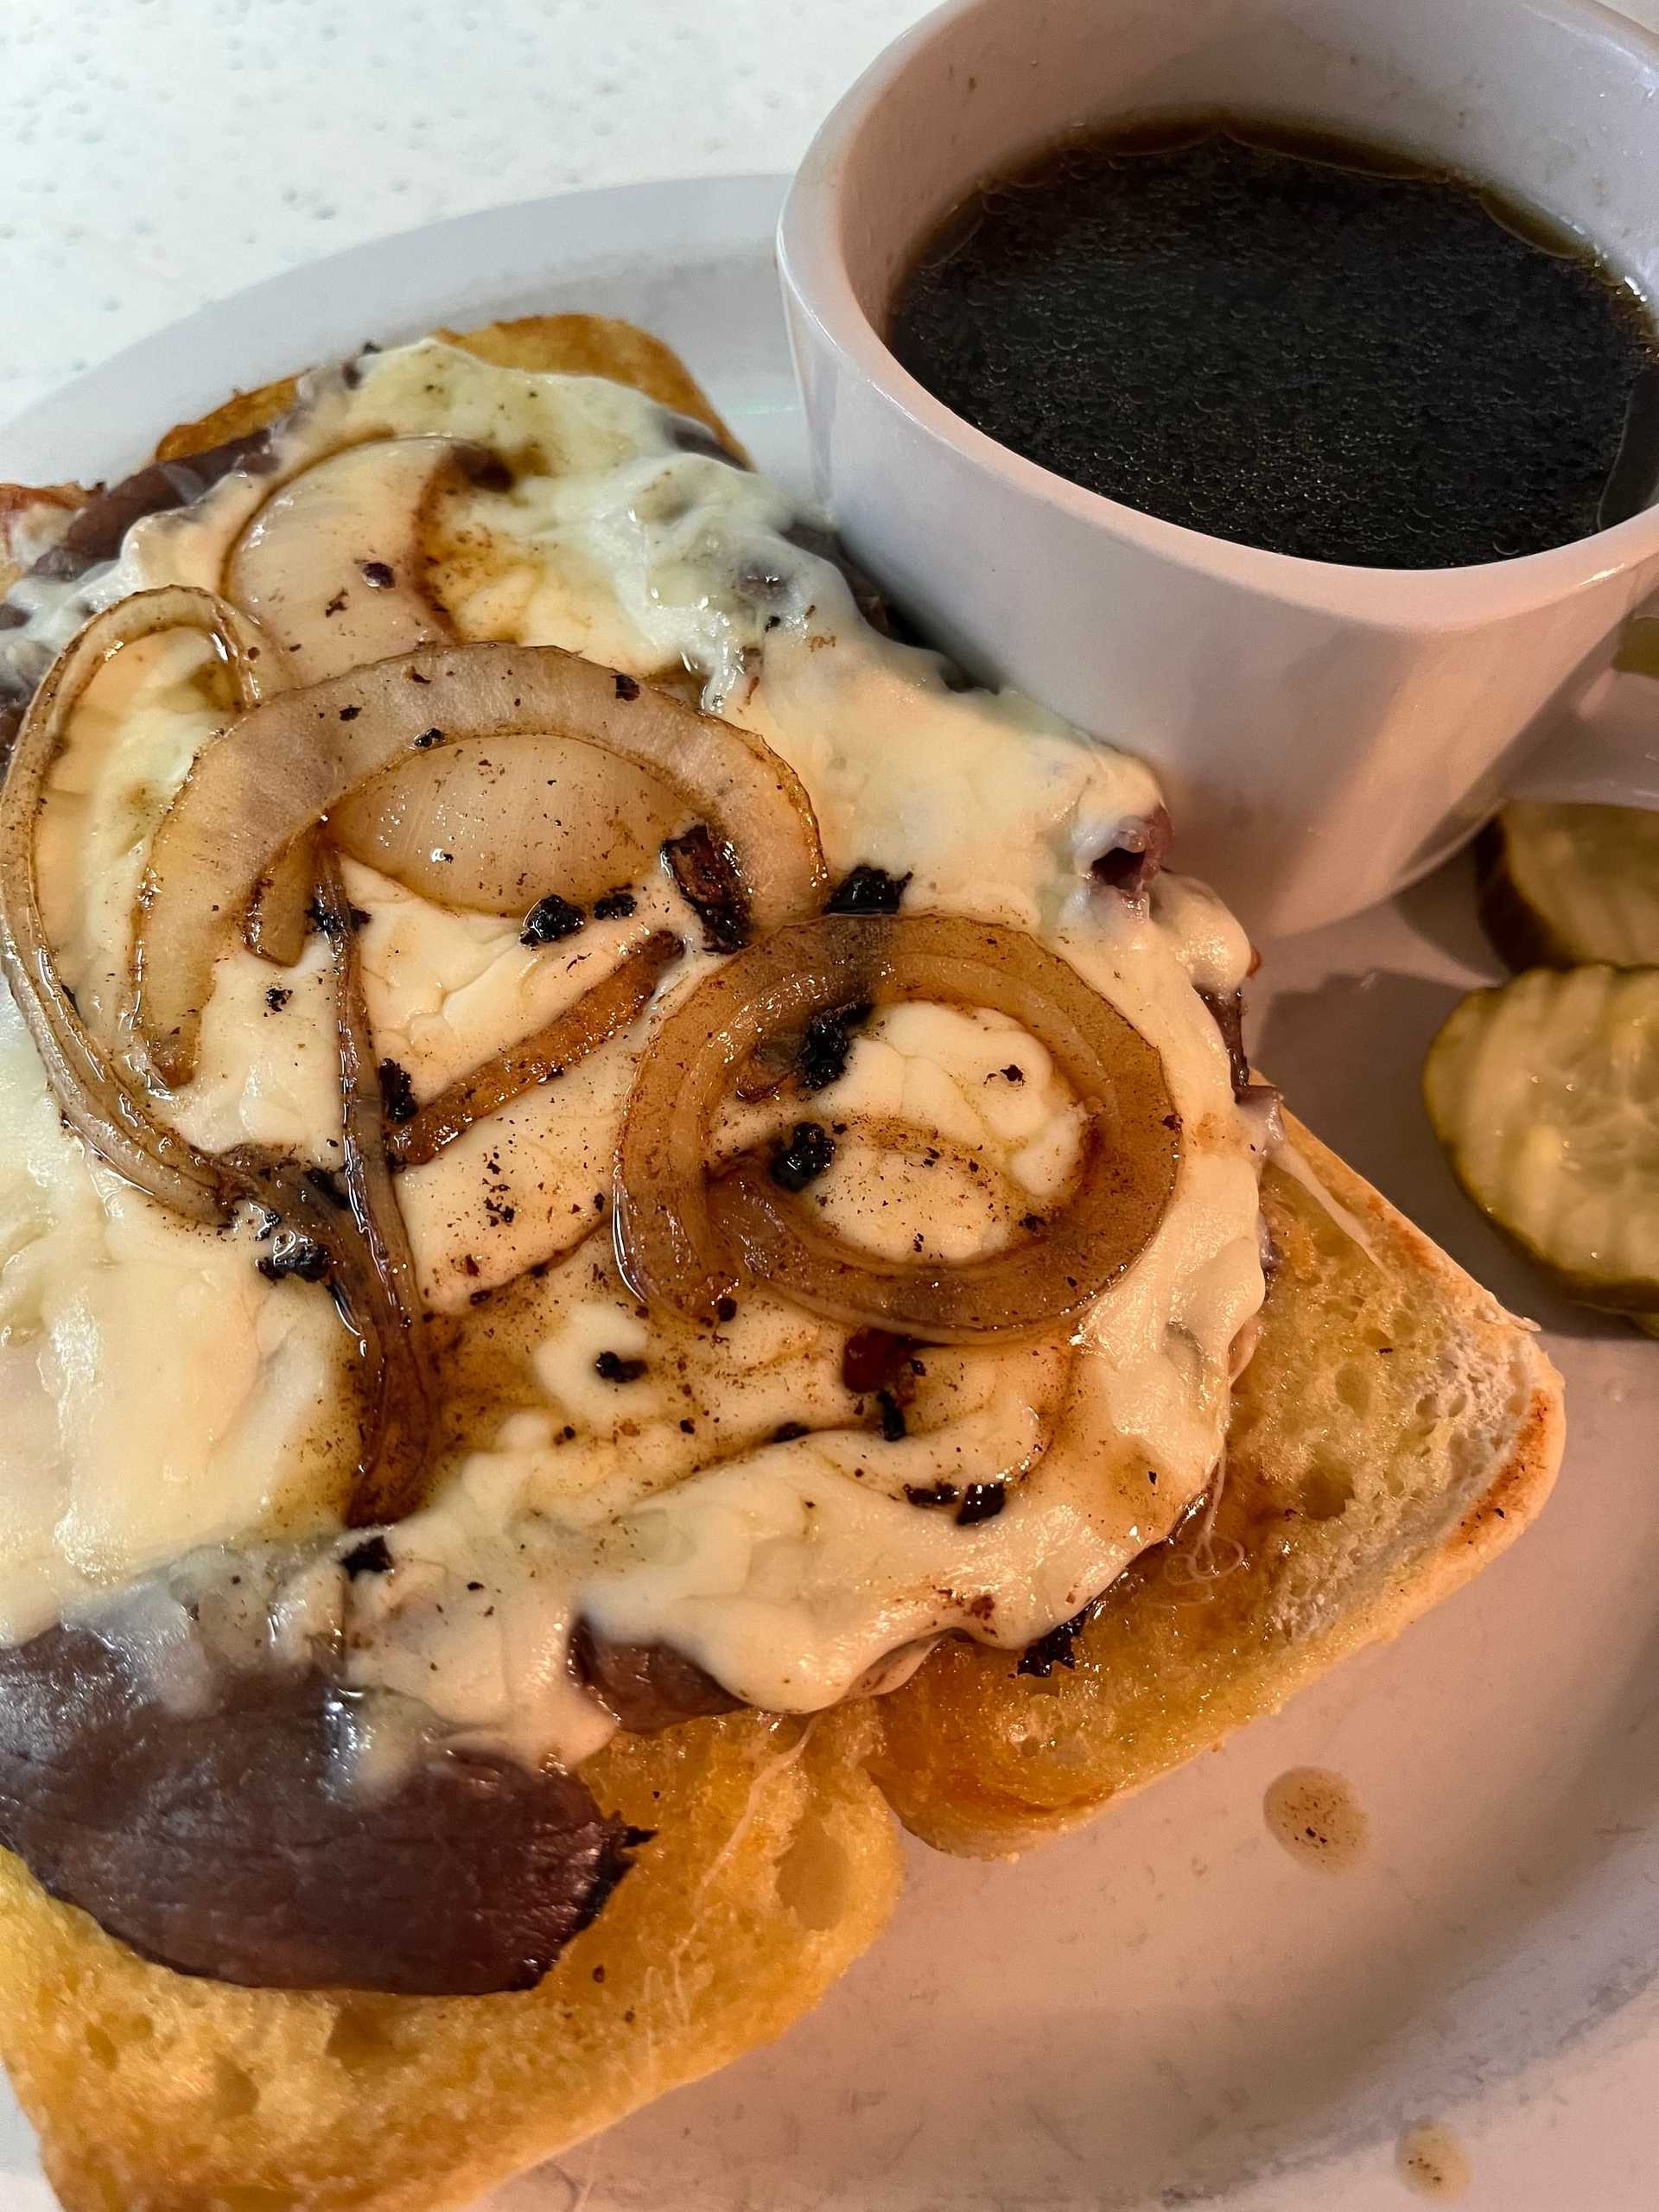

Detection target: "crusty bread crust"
[873, 1115, 1564, 1854]
[0, 329, 1565, 2209]
[150, 313, 745, 465]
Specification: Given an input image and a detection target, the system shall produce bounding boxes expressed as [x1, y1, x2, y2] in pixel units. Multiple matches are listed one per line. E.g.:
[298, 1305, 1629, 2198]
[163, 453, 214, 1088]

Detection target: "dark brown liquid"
[888, 118, 1659, 569]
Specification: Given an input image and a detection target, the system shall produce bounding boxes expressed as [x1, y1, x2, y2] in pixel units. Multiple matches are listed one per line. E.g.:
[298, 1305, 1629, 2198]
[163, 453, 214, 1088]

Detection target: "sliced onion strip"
[310, 856, 432, 1524]
[2, 597, 430, 1523]
[244, 836, 318, 966]
[614, 915, 1179, 1342]
[233, 437, 496, 963]
[224, 437, 465, 684]
[0, 588, 273, 1223]
[134, 644, 825, 1087]
[390, 931, 683, 1169]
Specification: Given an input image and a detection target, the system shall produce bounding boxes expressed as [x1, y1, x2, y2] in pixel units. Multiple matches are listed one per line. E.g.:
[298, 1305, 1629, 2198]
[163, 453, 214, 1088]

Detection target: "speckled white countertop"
[0, 0, 932, 426]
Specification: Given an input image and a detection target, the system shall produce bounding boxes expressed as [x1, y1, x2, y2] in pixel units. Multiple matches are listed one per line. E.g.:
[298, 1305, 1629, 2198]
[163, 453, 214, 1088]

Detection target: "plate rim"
[0, 171, 790, 481]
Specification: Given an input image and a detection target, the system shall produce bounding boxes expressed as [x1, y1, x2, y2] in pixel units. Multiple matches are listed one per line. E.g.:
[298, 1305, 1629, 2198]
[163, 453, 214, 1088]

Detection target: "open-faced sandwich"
[0, 315, 1563, 2211]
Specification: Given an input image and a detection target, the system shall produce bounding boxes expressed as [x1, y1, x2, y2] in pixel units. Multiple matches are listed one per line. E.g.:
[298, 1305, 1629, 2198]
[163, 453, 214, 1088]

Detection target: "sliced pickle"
[1477, 803, 1659, 971]
[1424, 965, 1659, 1311]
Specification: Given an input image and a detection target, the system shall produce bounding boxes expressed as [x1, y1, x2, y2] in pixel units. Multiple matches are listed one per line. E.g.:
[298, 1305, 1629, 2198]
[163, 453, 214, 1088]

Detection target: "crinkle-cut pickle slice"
[1424, 964, 1659, 1312]
[1478, 802, 1659, 971]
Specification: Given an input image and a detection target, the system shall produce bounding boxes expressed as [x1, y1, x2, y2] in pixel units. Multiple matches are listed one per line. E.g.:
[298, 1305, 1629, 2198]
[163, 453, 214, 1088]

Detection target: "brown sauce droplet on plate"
[1396, 2120, 1472, 2202]
[1262, 1764, 1370, 1872]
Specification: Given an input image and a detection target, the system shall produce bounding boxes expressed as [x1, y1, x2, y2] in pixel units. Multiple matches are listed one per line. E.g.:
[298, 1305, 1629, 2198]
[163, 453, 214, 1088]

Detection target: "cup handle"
[1507, 611, 1659, 810]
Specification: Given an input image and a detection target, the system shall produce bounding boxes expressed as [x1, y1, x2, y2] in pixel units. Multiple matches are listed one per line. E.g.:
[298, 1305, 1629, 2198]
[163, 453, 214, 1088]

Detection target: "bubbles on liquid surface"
[889, 123, 1659, 569]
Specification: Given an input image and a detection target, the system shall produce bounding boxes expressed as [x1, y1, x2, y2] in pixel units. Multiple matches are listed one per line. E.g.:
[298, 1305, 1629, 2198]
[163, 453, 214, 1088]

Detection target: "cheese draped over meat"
[0, 342, 1265, 1768]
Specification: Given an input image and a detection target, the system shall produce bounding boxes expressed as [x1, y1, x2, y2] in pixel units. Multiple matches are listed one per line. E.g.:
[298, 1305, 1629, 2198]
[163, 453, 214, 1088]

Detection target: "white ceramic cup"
[779, 0, 1659, 937]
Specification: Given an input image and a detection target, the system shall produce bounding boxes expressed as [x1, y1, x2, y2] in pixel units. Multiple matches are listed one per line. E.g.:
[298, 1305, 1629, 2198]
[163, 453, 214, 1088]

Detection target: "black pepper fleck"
[256, 1229, 330, 1284]
[824, 863, 912, 915]
[594, 1350, 648, 1383]
[957, 1481, 1007, 1526]
[360, 560, 395, 588]
[798, 1001, 872, 1091]
[377, 1058, 417, 1123]
[521, 893, 586, 946]
[592, 887, 638, 921]
[875, 1389, 908, 1442]
[769, 1121, 836, 1192]
[341, 1535, 393, 1579]
[1016, 1601, 1098, 1677]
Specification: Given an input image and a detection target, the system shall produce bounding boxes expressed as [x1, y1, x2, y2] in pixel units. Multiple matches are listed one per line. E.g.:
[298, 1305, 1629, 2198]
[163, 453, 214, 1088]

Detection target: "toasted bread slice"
[0, 326, 1564, 2211]
[0, 315, 742, 601]
[874, 1116, 1563, 1854]
[0, 1707, 899, 2212]
[150, 312, 744, 464]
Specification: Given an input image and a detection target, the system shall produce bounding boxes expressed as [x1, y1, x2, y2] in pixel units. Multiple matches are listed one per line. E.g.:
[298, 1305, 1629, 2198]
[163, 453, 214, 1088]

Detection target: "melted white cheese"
[0, 340, 1265, 1764]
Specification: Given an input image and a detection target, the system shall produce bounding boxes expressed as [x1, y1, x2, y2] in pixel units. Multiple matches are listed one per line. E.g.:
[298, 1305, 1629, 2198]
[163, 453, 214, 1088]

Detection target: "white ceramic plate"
[3, 177, 1656, 2212]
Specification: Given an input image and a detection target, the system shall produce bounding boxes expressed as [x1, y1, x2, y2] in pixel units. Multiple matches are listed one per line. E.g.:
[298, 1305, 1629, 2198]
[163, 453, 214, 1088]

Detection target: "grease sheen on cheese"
[0, 341, 1264, 1764]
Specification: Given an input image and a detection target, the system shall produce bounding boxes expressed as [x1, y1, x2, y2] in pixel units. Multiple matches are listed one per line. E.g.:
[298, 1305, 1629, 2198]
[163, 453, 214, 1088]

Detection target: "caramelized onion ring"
[0, 588, 272, 1223]
[614, 914, 1179, 1340]
[225, 436, 466, 683]
[0, 593, 429, 1520]
[229, 436, 485, 951]
[332, 733, 675, 914]
[135, 643, 825, 1087]
[391, 930, 683, 1169]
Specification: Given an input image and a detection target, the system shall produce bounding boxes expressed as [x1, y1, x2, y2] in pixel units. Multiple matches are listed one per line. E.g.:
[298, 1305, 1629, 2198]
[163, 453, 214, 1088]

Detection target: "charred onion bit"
[615, 914, 1179, 1339]
[663, 823, 750, 950]
[1091, 804, 1173, 897]
[0, 588, 276, 1224]
[135, 643, 824, 1087]
[0, 1618, 642, 1994]
[389, 931, 683, 1168]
